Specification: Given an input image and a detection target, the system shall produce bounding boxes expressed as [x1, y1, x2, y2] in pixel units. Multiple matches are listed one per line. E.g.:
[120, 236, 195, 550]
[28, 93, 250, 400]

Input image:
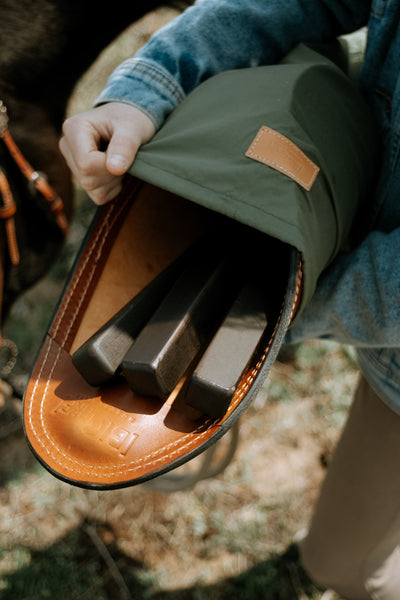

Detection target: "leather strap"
[0, 99, 68, 239]
[0, 100, 69, 396]
[0, 239, 4, 400]
[1, 129, 69, 237]
[0, 168, 19, 266]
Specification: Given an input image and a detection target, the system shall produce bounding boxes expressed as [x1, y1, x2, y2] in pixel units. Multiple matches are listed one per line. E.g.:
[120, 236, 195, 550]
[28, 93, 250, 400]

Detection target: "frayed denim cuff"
[94, 58, 185, 129]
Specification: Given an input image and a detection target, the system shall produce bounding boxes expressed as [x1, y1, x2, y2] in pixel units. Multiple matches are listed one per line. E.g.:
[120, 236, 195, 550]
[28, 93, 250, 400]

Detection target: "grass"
[0, 530, 105, 600]
[0, 10, 357, 599]
[0, 335, 356, 599]
[0, 535, 321, 600]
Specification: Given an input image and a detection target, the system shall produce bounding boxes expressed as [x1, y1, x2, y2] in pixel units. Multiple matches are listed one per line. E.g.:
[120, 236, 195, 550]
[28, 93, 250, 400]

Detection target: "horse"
[0, 0, 185, 320]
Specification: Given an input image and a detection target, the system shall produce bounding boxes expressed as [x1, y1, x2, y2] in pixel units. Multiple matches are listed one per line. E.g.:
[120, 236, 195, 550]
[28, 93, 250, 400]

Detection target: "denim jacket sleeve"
[95, 0, 370, 128]
[285, 227, 400, 348]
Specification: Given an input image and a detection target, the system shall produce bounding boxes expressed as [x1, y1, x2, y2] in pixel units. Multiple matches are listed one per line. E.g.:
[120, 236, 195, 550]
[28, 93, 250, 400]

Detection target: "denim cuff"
[94, 58, 185, 129]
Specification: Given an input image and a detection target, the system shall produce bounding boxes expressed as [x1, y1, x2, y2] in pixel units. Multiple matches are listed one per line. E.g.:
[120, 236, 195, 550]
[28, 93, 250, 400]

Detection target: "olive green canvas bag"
[130, 43, 379, 316]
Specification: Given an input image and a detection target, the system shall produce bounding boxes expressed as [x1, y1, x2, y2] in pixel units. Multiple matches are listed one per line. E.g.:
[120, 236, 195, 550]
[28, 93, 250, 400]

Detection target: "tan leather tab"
[245, 126, 319, 191]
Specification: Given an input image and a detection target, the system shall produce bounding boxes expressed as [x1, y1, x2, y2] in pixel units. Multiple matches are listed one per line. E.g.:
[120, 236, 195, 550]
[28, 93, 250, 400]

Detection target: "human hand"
[59, 102, 156, 205]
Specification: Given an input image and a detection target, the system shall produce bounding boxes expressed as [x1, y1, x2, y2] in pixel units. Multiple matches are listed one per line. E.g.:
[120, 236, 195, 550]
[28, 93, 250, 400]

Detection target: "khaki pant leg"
[300, 376, 400, 600]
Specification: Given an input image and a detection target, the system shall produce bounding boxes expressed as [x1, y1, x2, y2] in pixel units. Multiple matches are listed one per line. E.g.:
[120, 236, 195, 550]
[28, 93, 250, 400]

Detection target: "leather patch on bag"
[245, 126, 319, 191]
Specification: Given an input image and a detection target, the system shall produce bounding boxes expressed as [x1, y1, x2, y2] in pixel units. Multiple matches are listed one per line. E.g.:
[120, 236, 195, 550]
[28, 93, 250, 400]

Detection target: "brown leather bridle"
[0, 99, 69, 392]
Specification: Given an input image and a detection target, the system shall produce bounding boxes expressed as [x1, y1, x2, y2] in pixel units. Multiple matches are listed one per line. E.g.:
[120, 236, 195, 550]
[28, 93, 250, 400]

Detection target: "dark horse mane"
[0, 0, 186, 317]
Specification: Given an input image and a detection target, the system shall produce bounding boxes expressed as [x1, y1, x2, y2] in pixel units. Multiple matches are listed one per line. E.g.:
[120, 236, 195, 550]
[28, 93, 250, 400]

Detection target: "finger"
[65, 107, 111, 145]
[59, 132, 107, 188]
[59, 135, 83, 178]
[89, 176, 124, 205]
[59, 135, 123, 205]
[105, 106, 155, 176]
[62, 115, 102, 157]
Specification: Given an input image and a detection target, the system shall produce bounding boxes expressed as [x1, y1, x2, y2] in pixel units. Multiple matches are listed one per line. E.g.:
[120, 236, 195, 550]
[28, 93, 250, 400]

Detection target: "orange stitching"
[28, 198, 130, 457]
[30, 264, 300, 480]
[28, 197, 302, 482]
[246, 126, 319, 191]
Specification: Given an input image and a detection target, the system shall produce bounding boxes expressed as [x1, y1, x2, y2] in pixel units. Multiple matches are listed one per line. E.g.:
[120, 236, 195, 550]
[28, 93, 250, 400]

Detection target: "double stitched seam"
[120, 63, 185, 103]
[51, 210, 114, 344]
[28, 200, 127, 451]
[31, 320, 281, 479]
[35, 355, 218, 478]
[28, 208, 300, 479]
[32, 296, 289, 478]
[290, 257, 303, 321]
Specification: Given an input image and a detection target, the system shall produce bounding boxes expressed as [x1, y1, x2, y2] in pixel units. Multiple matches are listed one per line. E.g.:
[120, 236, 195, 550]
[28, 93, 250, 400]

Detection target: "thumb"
[104, 105, 156, 176]
[106, 131, 139, 176]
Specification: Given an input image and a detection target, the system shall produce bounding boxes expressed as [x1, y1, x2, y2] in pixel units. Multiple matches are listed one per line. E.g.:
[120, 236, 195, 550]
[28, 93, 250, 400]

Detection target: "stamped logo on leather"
[245, 126, 320, 191]
[53, 400, 139, 456]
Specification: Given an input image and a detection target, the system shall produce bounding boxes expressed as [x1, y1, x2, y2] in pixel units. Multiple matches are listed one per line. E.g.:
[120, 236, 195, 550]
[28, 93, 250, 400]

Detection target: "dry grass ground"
[0, 10, 359, 599]
[0, 335, 356, 599]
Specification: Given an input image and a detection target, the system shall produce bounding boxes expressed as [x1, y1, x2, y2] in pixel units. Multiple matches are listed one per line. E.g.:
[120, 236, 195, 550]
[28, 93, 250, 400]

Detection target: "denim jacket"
[97, 0, 400, 414]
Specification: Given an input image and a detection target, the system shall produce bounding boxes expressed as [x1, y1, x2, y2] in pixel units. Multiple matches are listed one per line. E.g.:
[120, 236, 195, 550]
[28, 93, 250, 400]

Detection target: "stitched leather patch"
[245, 126, 319, 191]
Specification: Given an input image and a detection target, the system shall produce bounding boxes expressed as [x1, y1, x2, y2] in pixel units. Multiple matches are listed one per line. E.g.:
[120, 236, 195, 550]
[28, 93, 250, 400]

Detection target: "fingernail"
[108, 154, 128, 171]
